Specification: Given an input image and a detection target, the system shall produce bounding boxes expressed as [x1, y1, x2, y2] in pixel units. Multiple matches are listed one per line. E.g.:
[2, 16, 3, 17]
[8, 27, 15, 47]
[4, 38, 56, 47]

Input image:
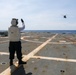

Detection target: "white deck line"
[22, 39, 43, 43]
[1, 52, 76, 63]
[0, 52, 9, 55]
[49, 42, 76, 44]
[31, 56, 76, 63]
[0, 34, 58, 75]
[24, 34, 58, 58]
[22, 39, 76, 44]
[0, 40, 9, 43]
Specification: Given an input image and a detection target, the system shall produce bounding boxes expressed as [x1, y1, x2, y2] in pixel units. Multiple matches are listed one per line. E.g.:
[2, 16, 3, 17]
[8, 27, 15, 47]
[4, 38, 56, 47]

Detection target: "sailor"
[8, 18, 27, 66]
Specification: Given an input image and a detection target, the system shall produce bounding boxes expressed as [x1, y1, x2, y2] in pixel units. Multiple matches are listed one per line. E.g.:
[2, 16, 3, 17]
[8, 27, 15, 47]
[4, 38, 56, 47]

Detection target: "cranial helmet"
[11, 18, 18, 25]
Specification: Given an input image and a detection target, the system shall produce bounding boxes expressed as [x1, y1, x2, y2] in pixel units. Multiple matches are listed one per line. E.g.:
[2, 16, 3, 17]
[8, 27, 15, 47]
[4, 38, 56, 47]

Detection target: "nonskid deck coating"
[0, 33, 76, 75]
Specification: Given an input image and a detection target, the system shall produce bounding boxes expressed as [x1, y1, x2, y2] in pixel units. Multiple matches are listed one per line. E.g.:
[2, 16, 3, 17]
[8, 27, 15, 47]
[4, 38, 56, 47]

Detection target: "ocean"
[24, 30, 76, 34]
[0, 30, 76, 36]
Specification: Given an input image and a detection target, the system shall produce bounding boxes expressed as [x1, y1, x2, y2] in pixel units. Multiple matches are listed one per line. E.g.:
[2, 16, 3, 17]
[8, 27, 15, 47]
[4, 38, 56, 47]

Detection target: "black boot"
[19, 59, 27, 65]
[10, 59, 13, 66]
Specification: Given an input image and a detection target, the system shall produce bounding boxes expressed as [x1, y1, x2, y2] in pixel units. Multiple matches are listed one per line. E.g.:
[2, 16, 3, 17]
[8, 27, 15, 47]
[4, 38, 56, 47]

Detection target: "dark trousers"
[9, 41, 22, 60]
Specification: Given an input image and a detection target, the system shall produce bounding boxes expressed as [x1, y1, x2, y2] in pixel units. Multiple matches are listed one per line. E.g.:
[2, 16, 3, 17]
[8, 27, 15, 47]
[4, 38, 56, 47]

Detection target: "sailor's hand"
[21, 19, 24, 23]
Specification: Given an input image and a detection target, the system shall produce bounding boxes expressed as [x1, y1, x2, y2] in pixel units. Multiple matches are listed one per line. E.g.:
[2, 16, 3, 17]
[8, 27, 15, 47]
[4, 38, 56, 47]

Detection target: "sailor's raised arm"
[19, 19, 25, 31]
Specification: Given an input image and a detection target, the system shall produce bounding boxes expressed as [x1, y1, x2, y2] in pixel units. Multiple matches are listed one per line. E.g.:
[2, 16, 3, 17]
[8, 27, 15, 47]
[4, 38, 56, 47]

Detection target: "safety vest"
[8, 26, 21, 42]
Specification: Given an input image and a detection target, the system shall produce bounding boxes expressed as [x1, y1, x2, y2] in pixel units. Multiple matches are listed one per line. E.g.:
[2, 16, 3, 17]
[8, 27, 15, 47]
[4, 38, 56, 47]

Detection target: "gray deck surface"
[0, 32, 76, 75]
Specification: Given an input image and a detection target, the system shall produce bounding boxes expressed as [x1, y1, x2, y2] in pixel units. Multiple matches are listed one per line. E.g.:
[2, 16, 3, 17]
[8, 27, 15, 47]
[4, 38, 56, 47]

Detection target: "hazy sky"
[0, 0, 76, 30]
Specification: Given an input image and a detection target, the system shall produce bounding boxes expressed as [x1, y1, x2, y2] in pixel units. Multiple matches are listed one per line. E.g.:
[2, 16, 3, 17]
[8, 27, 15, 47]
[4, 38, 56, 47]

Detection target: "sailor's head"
[11, 18, 18, 26]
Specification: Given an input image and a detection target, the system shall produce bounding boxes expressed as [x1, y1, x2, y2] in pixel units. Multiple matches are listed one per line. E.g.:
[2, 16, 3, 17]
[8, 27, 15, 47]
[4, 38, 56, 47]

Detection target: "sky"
[0, 0, 76, 30]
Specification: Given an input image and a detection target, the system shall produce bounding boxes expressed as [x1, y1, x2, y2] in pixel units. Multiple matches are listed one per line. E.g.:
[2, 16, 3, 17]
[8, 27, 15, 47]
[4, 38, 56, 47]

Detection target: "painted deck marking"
[0, 40, 9, 43]
[23, 34, 58, 60]
[31, 56, 76, 63]
[1, 52, 76, 63]
[0, 34, 58, 75]
[0, 52, 9, 55]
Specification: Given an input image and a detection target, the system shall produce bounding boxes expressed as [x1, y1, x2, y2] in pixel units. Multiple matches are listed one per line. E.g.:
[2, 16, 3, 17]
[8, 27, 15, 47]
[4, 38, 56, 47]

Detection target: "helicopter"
[63, 15, 67, 18]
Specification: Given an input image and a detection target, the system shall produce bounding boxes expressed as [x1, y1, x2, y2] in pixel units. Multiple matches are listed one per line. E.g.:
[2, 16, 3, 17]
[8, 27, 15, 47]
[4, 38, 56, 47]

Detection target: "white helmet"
[11, 18, 18, 25]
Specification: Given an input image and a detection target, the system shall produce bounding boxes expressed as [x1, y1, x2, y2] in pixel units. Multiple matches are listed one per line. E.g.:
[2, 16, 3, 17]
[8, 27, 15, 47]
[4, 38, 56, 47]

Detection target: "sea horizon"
[23, 30, 76, 34]
[0, 30, 76, 34]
